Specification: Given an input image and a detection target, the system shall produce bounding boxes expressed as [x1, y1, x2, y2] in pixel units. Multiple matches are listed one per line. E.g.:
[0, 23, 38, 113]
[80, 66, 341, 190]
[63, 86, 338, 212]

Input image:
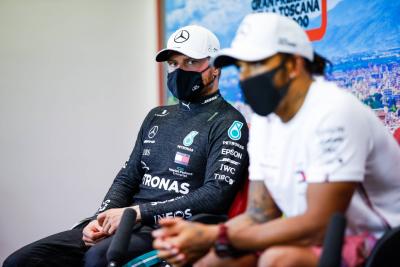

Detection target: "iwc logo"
[183, 131, 199, 147]
[228, 121, 243, 141]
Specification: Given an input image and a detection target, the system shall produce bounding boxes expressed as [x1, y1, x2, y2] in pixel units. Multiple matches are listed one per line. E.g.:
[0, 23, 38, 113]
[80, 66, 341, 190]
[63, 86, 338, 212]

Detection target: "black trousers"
[3, 223, 154, 267]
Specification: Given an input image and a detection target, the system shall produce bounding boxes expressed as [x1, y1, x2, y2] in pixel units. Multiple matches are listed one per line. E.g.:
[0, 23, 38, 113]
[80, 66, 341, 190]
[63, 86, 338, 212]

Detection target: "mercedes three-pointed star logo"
[174, 30, 190, 43]
[148, 126, 159, 139]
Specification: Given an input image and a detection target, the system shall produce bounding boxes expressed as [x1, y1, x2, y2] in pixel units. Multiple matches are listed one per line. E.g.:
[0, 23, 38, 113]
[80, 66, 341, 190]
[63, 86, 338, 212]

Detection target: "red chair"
[228, 178, 249, 218]
[393, 127, 400, 145]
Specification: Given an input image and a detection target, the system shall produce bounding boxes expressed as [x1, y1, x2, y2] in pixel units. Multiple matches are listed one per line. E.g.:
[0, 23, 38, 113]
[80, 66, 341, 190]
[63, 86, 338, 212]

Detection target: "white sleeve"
[248, 114, 272, 181]
[305, 104, 371, 183]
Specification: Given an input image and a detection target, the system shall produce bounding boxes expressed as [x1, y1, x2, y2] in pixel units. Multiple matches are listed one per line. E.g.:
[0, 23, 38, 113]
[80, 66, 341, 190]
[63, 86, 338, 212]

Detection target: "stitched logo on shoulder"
[228, 121, 243, 141]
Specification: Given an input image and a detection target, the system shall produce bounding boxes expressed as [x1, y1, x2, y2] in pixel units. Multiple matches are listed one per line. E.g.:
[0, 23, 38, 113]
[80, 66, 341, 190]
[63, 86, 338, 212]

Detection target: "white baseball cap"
[156, 25, 220, 62]
[213, 13, 314, 68]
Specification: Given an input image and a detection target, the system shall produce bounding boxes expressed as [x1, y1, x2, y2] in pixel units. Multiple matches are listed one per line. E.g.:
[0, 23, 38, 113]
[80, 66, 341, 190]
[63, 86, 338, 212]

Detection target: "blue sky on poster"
[165, 0, 400, 59]
[165, 0, 343, 39]
[164, 0, 400, 130]
[164, 0, 348, 104]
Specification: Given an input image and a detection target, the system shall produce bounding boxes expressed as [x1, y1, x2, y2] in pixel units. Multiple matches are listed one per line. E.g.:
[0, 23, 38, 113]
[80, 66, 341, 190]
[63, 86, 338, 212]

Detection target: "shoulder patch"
[154, 109, 170, 117]
[228, 121, 243, 141]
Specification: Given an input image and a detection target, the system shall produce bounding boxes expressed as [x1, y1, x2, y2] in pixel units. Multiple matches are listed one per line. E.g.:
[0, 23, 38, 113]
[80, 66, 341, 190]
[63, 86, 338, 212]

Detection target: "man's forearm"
[139, 182, 234, 224]
[225, 213, 257, 235]
[230, 214, 323, 251]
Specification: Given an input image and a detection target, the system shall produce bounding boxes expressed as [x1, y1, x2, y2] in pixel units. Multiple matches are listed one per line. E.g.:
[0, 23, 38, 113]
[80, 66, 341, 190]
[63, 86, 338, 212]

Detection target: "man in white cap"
[152, 13, 400, 267]
[4, 25, 249, 267]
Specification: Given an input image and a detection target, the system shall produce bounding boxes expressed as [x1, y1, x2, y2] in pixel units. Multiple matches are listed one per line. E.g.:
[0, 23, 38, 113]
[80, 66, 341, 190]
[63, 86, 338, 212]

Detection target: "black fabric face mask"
[239, 61, 292, 116]
[167, 66, 211, 102]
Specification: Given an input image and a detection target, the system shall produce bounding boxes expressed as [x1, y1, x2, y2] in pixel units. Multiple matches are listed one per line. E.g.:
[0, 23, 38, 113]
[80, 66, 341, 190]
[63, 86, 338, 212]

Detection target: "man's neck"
[200, 82, 219, 98]
[275, 75, 312, 123]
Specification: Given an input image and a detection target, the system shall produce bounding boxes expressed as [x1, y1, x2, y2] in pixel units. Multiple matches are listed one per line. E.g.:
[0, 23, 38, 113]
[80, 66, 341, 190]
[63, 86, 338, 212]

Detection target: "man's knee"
[258, 247, 287, 267]
[258, 246, 317, 267]
[194, 249, 257, 267]
[3, 253, 19, 267]
[84, 244, 108, 267]
[3, 249, 35, 267]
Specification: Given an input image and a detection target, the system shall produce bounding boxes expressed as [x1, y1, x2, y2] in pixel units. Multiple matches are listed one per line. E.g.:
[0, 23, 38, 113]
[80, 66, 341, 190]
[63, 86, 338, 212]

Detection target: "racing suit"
[97, 91, 249, 224]
[3, 91, 249, 267]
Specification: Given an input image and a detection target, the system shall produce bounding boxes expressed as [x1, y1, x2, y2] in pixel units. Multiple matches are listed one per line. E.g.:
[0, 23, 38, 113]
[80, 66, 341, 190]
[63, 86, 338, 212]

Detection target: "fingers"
[97, 212, 106, 226]
[154, 238, 174, 252]
[93, 220, 103, 232]
[156, 246, 186, 265]
[82, 228, 106, 246]
[82, 220, 107, 246]
[102, 216, 110, 232]
[83, 228, 104, 242]
[102, 219, 111, 234]
[153, 218, 184, 239]
[102, 217, 121, 235]
[166, 253, 186, 266]
[156, 246, 179, 260]
[83, 229, 104, 240]
[97, 208, 124, 235]
[108, 223, 117, 235]
[158, 217, 183, 227]
[83, 235, 106, 247]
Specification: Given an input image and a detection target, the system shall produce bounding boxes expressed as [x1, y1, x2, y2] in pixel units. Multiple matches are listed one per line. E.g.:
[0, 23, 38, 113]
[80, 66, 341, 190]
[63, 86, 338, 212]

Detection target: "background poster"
[163, 0, 400, 132]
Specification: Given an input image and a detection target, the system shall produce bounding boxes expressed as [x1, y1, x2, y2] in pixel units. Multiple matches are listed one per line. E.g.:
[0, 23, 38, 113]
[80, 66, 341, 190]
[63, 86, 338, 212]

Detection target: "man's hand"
[152, 218, 218, 267]
[97, 206, 141, 235]
[82, 220, 108, 246]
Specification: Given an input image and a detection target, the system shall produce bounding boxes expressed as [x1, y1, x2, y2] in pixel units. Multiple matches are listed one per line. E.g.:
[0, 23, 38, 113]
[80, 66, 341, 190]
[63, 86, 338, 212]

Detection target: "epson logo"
[142, 174, 189, 195]
[221, 148, 242, 159]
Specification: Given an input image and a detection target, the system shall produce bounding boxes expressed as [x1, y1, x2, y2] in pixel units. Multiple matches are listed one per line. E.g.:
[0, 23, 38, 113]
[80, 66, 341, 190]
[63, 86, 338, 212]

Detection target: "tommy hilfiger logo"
[174, 152, 190, 166]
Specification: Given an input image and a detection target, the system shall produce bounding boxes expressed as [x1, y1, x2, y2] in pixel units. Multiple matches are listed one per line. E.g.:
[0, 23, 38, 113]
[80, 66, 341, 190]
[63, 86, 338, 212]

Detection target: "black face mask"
[239, 61, 292, 116]
[167, 66, 211, 102]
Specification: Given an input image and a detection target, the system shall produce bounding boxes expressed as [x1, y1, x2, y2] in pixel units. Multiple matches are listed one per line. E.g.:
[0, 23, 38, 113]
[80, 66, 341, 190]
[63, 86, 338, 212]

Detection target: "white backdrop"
[0, 0, 158, 262]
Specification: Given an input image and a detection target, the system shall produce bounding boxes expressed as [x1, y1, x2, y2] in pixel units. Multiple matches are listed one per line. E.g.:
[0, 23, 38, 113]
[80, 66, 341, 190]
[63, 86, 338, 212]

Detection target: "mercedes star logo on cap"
[174, 30, 190, 43]
[148, 126, 159, 139]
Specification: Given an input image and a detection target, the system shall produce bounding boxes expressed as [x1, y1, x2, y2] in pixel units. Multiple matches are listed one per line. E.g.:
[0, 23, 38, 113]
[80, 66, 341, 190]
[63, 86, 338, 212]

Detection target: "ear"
[212, 67, 220, 78]
[289, 56, 304, 79]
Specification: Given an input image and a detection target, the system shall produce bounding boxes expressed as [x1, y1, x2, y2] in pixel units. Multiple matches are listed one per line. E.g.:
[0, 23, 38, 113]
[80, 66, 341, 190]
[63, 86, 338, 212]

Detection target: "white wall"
[0, 0, 158, 262]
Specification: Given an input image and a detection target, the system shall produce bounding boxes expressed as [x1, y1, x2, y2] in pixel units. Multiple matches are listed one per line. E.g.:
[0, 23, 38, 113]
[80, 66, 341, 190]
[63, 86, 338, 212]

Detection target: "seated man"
[4, 25, 249, 267]
[153, 13, 400, 267]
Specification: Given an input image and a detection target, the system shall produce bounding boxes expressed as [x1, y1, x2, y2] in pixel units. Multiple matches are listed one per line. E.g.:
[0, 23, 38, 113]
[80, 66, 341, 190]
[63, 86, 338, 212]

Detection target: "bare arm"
[152, 181, 356, 265]
[151, 180, 280, 265]
[226, 180, 282, 234]
[230, 181, 357, 250]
